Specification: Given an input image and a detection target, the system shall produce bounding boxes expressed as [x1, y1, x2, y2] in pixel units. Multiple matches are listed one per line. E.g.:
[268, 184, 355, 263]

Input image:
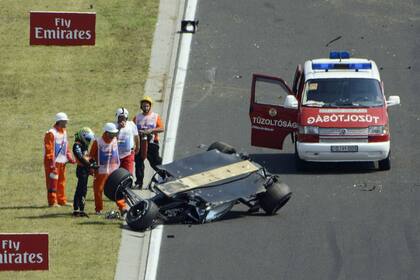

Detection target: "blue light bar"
[329, 52, 340, 59]
[312, 62, 372, 70]
[329, 51, 350, 59]
[340, 51, 350, 59]
[348, 63, 372, 69]
[312, 63, 335, 70]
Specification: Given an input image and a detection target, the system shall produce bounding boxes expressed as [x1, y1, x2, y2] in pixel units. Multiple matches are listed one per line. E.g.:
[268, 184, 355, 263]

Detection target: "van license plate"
[331, 145, 358, 152]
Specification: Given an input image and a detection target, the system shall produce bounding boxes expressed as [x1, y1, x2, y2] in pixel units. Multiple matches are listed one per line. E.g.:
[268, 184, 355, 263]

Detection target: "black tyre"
[126, 200, 159, 231]
[378, 152, 391, 171]
[260, 182, 292, 215]
[207, 141, 237, 154]
[104, 168, 132, 202]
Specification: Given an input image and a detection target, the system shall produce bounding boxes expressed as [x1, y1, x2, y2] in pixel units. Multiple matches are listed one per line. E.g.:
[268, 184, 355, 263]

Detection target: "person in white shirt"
[115, 108, 139, 175]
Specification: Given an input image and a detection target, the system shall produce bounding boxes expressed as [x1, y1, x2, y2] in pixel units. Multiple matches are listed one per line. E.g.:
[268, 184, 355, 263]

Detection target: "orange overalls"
[90, 133, 127, 213]
[44, 125, 75, 206]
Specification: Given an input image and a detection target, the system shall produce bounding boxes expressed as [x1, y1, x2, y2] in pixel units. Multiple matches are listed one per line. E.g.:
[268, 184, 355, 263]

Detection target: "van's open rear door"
[249, 74, 298, 149]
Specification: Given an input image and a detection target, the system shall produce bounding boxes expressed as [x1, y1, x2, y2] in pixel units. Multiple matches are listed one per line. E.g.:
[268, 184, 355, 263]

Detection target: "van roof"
[304, 58, 381, 81]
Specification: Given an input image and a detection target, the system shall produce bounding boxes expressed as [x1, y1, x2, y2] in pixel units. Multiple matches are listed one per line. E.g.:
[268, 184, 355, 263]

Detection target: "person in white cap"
[89, 122, 127, 214]
[43, 112, 76, 207]
[115, 108, 139, 175]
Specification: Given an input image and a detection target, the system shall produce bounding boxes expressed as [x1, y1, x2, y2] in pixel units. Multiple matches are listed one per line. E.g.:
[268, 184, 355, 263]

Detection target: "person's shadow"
[0, 205, 50, 210]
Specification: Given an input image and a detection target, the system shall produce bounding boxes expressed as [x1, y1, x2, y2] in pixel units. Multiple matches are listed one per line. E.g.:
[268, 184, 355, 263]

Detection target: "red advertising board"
[0, 233, 48, 271]
[30, 11, 96, 46]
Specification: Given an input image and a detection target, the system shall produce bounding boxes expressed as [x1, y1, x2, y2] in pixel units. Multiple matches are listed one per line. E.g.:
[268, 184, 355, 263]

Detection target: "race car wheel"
[104, 168, 132, 202]
[260, 182, 292, 215]
[126, 200, 159, 231]
[378, 152, 391, 171]
[207, 141, 237, 154]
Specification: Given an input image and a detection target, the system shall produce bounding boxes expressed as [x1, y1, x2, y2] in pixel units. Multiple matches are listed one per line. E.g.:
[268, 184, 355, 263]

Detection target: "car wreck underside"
[104, 142, 292, 231]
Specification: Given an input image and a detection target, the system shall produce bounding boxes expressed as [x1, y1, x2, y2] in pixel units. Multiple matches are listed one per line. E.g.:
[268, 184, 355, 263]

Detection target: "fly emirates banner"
[0, 233, 48, 271]
[30, 11, 96, 46]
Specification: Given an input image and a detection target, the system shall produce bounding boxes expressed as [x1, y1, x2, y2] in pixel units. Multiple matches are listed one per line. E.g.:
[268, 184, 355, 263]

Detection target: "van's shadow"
[249, 153, 377, 175]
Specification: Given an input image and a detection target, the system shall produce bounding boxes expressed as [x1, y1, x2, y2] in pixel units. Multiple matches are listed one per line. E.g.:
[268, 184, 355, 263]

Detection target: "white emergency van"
[249, 51, 400, 170]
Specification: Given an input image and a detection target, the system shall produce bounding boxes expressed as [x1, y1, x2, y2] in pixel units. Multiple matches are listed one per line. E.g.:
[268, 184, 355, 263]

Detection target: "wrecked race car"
[104, 142, 292, 231]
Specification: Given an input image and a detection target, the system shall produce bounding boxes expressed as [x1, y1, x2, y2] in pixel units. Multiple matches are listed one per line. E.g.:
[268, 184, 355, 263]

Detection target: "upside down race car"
[104, 142, 292, 231]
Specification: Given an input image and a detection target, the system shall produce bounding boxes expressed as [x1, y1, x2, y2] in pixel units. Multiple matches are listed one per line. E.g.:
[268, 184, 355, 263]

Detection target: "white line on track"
[144, 0, 198, 279]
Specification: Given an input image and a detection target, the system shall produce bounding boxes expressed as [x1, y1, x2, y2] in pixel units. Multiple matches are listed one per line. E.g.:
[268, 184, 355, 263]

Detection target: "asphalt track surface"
[156, 1, 420, 279]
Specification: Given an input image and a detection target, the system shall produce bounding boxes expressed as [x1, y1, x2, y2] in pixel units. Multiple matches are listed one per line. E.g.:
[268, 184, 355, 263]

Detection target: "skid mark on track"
[189, 67, 216, 108]
[404, 222, 420, 278]
[326, 222, 343, 280]
[232, 14, 242, 24]
[188, 84, 248, 93]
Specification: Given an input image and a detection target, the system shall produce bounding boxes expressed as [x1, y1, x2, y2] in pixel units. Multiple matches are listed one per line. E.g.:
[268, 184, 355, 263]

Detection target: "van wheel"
[378, 153, 391, 171]
[207, 141, 237, 154]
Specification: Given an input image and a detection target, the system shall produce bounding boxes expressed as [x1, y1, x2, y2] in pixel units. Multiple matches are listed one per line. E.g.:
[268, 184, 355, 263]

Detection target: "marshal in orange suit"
[90, 123, 127, 214]
[44, 112, 76, 207]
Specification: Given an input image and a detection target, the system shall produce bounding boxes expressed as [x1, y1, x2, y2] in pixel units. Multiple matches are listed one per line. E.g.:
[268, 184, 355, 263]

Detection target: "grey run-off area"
[157, 1, 420, 280]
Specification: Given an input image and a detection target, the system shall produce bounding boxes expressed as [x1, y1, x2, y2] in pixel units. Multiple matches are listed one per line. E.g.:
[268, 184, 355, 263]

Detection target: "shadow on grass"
[78, 220, 121, 226]
[17, 213, 124, 227]
[17, 213, 71, 219]
[0, 205, 50, 210]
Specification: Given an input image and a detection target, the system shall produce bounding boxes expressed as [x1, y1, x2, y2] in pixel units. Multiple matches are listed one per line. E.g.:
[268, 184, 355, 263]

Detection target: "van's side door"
[249, 74, 298, 149]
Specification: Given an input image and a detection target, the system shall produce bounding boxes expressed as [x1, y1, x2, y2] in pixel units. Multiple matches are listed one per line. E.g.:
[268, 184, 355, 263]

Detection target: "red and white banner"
[0, 233, 48, 271]
[30, 11, 96, 46]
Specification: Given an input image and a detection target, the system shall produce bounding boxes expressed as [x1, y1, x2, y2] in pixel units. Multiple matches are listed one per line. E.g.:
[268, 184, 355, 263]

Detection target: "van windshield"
[302, 78, 384, 107]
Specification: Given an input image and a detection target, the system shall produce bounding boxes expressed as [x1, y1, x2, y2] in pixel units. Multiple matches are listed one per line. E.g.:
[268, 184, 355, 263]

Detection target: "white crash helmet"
[103, 122, 119, 133]
[115, 107, 129, 118]
[55, 112, 69, 122]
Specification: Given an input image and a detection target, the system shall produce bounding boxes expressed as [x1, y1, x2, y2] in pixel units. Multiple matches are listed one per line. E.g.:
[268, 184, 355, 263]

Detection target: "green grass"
[0, 1, 158, 279]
